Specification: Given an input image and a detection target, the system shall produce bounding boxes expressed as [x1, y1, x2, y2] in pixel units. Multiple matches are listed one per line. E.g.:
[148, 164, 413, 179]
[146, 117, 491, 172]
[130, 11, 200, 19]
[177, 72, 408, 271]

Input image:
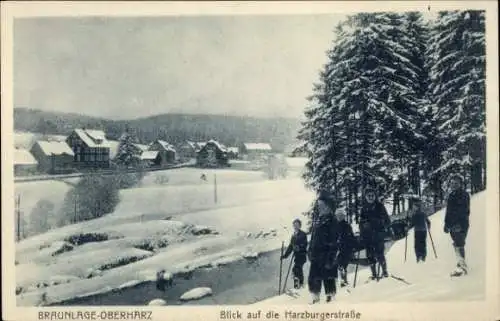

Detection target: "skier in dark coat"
[408, 197, 431, 262]
[358, 186, 391, 279]
[444, 174, 470, 276]
[307, 190, 340, 303]
[334, 208, 356, 287]
[281, 218, 308, 289]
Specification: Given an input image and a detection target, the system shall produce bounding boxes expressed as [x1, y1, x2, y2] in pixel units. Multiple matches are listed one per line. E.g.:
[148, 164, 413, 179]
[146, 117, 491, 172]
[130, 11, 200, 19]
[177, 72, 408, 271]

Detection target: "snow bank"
[180, 287, 213, 301]
[117, 280, 143, 290]
[148, 298, 166, 306]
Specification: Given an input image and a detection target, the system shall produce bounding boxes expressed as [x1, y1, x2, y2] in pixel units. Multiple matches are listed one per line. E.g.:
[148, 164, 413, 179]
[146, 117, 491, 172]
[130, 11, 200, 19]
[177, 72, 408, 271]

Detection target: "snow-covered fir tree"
[427, 10, 486, 193]
[301, 12, 430, 218]
[115, 126, 141, 168]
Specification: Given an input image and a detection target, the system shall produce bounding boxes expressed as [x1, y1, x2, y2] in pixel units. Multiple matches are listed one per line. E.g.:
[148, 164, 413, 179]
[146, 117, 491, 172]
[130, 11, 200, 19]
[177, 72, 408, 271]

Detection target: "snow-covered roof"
[243, 143, 272, 151]
[227, 147, 239, 154]
[204, 140, 227, 152]
[135, 143, 149, 151]
[155, 140, 176, 152]
[73, 129, 110, 148]
[140, 151, 159, 160]
[36, 141, 75, 156]
[14, 149, 38, 165]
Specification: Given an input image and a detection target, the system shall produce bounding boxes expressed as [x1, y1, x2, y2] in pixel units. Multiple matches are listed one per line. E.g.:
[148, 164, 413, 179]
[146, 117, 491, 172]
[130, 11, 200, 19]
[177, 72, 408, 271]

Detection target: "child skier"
[408, 196, 431, 263]
[307, 190, 340, 303]
[444, 174, 470, 277]
[281, 218, 308, 289]
[358, 186, 391, 280]
[335, 208, 356, 287]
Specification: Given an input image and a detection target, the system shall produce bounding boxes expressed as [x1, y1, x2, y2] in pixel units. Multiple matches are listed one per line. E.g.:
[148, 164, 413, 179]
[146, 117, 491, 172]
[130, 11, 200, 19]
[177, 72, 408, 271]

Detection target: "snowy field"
[15, 159, 315, 306]
[257, 191, 487, 304]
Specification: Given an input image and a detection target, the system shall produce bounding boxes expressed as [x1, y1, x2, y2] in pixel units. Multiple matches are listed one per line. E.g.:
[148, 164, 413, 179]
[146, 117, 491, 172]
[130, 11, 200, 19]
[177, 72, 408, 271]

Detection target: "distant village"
[14, 127, 305, 176]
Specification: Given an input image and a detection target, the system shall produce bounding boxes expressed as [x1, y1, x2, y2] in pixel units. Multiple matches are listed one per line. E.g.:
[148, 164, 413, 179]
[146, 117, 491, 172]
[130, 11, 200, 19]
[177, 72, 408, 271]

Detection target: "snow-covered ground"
[14, 159, 306, 237]
[15, 168, 315, 306]
[257, 190, 487, 304]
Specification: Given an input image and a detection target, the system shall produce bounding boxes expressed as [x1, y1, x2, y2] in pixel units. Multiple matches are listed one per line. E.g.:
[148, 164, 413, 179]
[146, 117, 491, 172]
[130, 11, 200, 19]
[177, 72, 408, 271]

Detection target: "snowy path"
[257, 191, 487, 304]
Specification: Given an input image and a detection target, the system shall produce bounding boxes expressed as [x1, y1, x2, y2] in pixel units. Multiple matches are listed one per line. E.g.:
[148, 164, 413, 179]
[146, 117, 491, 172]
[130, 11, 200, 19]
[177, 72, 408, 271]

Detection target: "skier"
[444, 174, 470, 276]
[281, 218, 308, 289]
[408, 196, 431, 263]
[358, 186, 391, 280]
[307, 190, 340, 303]
[334, 208, 356, 287]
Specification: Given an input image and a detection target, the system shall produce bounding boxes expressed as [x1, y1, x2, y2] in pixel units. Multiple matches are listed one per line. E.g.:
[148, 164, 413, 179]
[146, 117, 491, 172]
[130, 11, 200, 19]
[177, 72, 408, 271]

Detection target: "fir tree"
[427, 10, 486, 193]
[115, 125, 141, 168]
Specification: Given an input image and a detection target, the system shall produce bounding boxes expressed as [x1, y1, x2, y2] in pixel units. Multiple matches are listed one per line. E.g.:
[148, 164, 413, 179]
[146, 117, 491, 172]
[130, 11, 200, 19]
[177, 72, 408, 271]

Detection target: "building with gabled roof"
[30, 140, 75, 173]
[66, 128, 110, 168]
[148, 139, 177, 165]
[196, 139, 229, 168]
[240, 142, 273, 160]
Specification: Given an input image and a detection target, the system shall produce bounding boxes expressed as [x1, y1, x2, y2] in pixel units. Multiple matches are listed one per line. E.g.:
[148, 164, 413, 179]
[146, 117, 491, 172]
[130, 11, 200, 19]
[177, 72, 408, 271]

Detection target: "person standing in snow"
[307, 190, 340, 303]
[281, 218, 308, 289]
[408, 196, 431, 263]
[358, 186, 391, 279]
[335, 208, 356, 287]
[444, 174, 470, 276]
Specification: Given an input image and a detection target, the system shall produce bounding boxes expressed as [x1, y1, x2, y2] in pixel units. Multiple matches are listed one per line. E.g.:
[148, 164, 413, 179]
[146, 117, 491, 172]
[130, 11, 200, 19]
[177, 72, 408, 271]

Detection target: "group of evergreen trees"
[299, 11, 485, 218]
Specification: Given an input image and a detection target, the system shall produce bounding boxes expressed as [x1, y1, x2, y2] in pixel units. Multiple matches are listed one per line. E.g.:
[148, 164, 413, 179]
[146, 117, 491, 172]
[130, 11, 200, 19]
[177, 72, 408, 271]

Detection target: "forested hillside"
[14, 108, 300, 150]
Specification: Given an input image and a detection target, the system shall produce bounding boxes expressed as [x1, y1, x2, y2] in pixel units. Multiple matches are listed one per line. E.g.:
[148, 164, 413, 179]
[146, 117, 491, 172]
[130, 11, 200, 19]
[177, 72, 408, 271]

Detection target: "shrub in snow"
[148, 298, 167, 306]
[29, 199, 54, 236]
[48, 275, 80, 286]
[85, 268, 103, 279]
[190, 226, 217, 236]
[58, 175, 120, 225]
[64, 232, 110, 246]
[47, 241, 74, 256]
[180, 287, 213, 301]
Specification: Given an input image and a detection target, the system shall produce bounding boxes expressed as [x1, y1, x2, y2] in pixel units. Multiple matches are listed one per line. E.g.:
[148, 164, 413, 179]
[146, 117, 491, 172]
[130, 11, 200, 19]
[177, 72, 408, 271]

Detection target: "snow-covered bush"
[57, 174, 120, 224]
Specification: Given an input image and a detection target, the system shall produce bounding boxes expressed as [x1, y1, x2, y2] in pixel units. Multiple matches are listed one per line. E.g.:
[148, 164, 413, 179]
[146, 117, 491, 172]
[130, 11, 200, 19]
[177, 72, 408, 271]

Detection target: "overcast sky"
[14, 15, 348, 120]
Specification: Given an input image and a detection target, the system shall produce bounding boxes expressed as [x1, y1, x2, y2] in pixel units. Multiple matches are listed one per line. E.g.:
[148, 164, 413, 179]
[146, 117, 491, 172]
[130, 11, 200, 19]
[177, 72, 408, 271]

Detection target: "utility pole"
[214, 173, 218, 204]
[16, 195, 21, 242]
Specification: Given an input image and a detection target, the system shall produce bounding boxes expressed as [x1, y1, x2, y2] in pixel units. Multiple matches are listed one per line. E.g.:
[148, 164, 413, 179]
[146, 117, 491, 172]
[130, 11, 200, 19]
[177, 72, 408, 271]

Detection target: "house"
[240, 143, 273, 160]
[227, 147, 240, 159]
[14, 149, 38, 176]
[140, 151, 163, 167]
[148, 140, 177, 165]
[177, 141, 199, 160]
[29, 141, 75, 173]
[196, 140, 229, 168]
[66, 128, 111, 169]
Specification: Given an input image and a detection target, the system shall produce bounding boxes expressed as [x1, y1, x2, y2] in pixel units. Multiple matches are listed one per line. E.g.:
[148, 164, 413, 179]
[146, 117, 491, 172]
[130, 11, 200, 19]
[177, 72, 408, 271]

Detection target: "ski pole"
[404, 211, 409, 262]
[353, 250, 360, 288]
[282, 253, 295, 293]
[426, 222, 438, 259]
[278, 242, 284, 295]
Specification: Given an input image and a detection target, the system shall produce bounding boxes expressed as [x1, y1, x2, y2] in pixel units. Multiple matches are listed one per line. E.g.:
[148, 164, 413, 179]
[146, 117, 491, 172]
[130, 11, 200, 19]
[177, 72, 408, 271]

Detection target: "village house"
[30, 140, 75, 173]
[66, 128, 111, 169]
[139, 151, 163, 167]
[196, 140, 229, 168]
[177, 141, 199, 160]
[148, 140, 177, 165]
[227, 147, 240, 159]
[14, 148, 38, 176]
[240, 143, 273, 160]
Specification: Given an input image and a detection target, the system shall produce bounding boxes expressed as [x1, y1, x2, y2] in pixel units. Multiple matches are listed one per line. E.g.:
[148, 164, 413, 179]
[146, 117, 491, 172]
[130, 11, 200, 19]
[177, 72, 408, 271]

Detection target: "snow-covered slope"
[258, 191, 487, 304]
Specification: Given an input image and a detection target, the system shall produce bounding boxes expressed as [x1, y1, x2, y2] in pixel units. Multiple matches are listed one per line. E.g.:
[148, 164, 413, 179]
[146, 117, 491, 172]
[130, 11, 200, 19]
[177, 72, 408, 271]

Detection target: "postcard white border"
[2, 1, 498, 321]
